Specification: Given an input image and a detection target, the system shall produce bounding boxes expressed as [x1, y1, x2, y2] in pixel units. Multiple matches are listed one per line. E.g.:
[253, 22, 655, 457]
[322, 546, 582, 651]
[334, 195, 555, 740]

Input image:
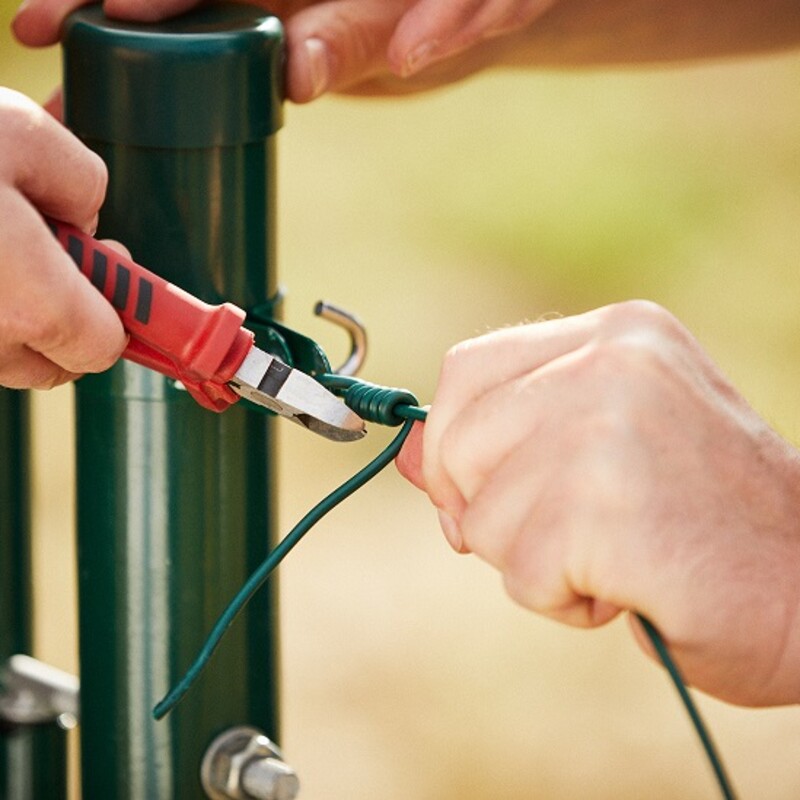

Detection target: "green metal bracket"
[247, 306, 333, 377]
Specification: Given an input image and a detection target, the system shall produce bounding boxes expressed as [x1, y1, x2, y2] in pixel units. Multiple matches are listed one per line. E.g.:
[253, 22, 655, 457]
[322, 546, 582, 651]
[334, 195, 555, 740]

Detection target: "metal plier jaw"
[49, 218, 365, 442]
[230, 347, 365, 441]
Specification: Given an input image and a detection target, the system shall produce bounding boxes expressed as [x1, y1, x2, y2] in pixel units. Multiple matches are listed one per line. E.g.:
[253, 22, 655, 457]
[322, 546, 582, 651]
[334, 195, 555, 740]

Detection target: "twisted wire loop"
[318, 373, 419, 426]
[343, 382, 418, 426]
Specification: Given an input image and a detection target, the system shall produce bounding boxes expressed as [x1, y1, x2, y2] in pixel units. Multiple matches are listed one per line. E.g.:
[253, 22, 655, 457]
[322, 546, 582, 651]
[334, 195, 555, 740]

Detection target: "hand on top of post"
[13, 0, 800, 103]
[11, 0, 559, 102]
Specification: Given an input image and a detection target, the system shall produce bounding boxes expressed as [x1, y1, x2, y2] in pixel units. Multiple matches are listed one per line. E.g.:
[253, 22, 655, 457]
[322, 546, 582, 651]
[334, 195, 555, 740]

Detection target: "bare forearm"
[336, 0, 800, 99]
[508, 0, 800, 66]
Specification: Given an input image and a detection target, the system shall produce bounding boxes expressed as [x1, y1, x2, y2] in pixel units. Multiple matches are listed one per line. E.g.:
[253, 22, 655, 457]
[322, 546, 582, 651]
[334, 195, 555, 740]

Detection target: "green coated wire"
[394, 404, 427, 422]
[152, 384, 737, 800]
[635, 615, 737, 799]
[152, 415, 417, 720]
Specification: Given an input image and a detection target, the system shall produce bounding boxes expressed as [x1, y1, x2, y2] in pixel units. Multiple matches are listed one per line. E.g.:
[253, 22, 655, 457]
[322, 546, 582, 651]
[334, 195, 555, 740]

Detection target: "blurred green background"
[2, 1, 800, 797]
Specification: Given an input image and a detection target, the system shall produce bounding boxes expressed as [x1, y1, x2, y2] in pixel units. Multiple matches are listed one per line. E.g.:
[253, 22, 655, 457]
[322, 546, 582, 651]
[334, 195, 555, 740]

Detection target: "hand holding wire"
[398, 302, 800, 712]
[152, 367, 736, 798]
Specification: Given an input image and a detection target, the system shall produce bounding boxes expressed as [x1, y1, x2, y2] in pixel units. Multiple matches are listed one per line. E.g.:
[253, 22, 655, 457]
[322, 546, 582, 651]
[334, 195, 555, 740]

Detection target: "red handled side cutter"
[48, 218, 365, 442]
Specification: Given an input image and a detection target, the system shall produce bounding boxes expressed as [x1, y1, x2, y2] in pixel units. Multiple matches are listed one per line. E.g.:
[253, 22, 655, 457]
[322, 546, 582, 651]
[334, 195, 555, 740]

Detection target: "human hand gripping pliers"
[47, 218, 366, 442]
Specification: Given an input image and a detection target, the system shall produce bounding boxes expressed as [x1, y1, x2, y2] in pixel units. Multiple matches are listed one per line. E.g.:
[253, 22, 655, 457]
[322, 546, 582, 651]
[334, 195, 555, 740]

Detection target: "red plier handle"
[47, 218, 253, 411]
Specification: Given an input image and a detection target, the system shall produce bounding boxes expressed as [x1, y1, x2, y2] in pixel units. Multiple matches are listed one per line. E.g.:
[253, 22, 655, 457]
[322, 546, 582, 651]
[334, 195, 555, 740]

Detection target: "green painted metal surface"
[63, 6, 284, 797]
[0, 722, 66, 800]
[0, 390, 68, 799]
[64, 3, 283, 148]
[0, 391, 31, 668]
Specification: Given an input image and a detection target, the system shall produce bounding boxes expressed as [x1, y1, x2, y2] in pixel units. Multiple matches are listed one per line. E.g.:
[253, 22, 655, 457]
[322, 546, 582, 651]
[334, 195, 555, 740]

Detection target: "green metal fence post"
[61, 5, 285, 797]
[0, 390, 68, 799]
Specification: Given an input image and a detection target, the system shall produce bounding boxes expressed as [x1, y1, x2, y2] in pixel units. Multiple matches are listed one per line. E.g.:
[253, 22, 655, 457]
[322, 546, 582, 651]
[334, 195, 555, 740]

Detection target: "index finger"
[421, 313, 597, 515]
[0, 192, 127, 376]
[0, 89, 107, 232]
[12, 0, 90, 46]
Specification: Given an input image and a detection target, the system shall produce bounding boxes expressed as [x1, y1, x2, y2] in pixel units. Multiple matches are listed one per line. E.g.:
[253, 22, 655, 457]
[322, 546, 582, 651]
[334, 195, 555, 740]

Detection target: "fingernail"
[401, 40, 439, 77]
[304, 37, 330, 100]
[84, 214, 99, 237]
[438, 509, 467, 553]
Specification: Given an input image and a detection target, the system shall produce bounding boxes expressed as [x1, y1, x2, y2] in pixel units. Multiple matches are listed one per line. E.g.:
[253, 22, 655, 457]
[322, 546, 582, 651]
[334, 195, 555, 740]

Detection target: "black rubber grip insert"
[112, 263, 131, 310]
[91, 250, 107, 292]
[135, 278, 153, 325]
[67, 235, 84, 268]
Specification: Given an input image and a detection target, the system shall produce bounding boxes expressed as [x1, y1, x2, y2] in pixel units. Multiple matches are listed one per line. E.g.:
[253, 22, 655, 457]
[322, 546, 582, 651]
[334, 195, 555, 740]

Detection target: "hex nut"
[201, 725, 299, 800]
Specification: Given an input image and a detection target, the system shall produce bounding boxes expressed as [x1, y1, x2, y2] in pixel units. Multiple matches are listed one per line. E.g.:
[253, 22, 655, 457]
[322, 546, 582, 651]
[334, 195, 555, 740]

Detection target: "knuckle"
[573, 339, 673, 424]
[20, 281, 81, 358]
[0, 87, 39, 119]
[84, 152, 109, 215]
[299, 2, 407, 74]
[57, 144, 108, 219]
[315, 15, 381, 77]
[593, 335, 655, 370]
[24, 308, 73, 355]
[86, 333, 125, 373]
[588, 301, 691, 377]
[0, 352, 70, 391]
[0, 87, 107, 218]
[438, 425, 468, 489]
[578, 406, 634, 446]
[27, 306, 121, 374]
[438, 419, 488, 503]
[601, 299, 679, 336]
[0, 89, 42, 149]
[438, 344, 461, 384]
[31, 367, 74, 390]
[439, 337, 478, 382]
[340, 18, 377, 67]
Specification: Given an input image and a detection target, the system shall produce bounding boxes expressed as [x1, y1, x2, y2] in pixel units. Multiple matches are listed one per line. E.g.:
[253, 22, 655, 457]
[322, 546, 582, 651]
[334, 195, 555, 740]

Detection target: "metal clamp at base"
[0, 655, 79, 729]
[201, 725, 300, 800]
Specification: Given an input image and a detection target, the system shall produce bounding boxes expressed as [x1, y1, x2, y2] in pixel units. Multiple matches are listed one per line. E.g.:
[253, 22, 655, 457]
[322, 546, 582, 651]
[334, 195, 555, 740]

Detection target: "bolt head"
[201, 726, 299, 800]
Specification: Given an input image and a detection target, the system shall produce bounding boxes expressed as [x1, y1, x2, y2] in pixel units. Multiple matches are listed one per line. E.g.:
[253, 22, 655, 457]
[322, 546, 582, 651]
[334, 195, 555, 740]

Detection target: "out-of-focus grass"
[2, 1, 800, 797]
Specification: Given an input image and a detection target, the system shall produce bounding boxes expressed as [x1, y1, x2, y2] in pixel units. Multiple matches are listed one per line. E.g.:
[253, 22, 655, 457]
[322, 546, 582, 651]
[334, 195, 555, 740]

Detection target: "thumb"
[395, 420, 426, 490]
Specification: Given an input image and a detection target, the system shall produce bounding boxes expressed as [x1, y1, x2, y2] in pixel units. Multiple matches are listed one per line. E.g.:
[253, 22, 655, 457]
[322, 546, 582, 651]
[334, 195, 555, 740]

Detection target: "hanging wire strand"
[152, 414, 417, 720]
[635, 615, 737, 799]
[153, 375, 738, 800]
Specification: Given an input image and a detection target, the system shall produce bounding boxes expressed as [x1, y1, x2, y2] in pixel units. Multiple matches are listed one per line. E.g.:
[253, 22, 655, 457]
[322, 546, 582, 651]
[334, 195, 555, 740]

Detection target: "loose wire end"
[152, 411, 419, 720]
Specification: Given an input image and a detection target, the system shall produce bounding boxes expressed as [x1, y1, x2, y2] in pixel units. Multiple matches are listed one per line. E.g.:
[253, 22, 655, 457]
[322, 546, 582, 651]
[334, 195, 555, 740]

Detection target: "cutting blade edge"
[230, 346, 366, 442]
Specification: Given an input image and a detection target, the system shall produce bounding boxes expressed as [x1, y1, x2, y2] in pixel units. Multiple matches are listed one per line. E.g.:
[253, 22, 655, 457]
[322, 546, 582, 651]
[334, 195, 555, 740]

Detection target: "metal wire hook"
[314, 301, 367, 377]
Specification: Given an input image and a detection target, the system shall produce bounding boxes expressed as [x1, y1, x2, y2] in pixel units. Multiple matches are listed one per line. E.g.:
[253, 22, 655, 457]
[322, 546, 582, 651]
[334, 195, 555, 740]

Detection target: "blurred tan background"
[3, 1, 800, 797]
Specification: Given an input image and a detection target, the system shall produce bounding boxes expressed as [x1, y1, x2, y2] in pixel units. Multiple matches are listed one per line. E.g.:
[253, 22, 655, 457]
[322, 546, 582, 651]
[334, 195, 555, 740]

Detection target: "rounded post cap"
[63, 2, 284, 147]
